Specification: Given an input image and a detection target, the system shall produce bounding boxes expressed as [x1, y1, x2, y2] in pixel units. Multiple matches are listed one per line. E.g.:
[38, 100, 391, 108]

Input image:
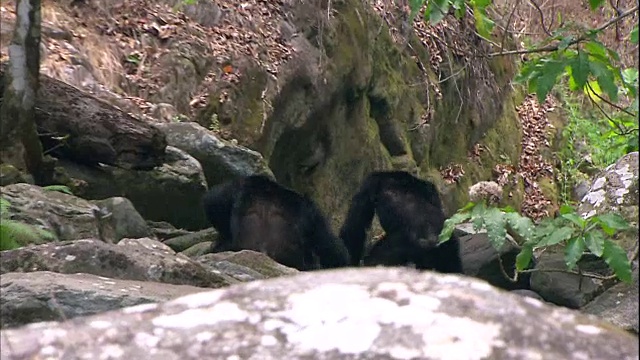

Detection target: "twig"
[585, 81, 638, 118]
[500, 0, 522, 52]
[527, 0, 552, 37]
[488, 5, 639, 57]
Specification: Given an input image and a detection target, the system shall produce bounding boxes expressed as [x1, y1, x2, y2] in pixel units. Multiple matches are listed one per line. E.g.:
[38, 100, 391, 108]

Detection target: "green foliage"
[0, 197, 57, 251]
[440, 201, 633, 283]
[412, 0, 637, 119]
[555, 84, 638, 203]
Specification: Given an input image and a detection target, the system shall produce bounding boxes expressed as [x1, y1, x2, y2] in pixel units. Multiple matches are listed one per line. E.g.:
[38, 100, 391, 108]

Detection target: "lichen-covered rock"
[578, 151, 638, 222]
[0, 271, 209, 329]
[1, 268, 637, 360]
[156, 121, 274, 186]
[0, 238, 230, 289]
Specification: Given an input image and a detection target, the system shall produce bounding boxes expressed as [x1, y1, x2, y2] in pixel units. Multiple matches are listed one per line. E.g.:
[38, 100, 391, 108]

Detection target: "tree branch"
[488, 5, 639, 57]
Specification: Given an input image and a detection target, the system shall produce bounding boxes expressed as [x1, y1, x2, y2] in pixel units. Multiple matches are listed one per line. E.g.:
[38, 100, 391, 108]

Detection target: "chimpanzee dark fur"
[339, 171, 463, 273]
[202, 175, 350, 271]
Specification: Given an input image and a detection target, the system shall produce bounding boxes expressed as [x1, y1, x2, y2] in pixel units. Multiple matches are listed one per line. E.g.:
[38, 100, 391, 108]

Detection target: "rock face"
[192, 0, 522, 228]
[1, 268, 637, 360]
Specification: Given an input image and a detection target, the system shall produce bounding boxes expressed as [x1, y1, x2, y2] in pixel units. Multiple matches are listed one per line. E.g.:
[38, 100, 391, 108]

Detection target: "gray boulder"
[1, 268, 637, 360]
[0, 271, 209, 329]
[157, 121, 274, 187]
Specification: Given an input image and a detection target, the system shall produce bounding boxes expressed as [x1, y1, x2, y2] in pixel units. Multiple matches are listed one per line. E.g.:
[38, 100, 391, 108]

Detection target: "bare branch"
[527, 0, 553, 37]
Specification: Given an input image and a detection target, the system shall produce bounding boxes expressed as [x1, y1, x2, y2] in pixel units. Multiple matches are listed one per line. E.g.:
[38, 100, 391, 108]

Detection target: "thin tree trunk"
[0, 0, 48, 184]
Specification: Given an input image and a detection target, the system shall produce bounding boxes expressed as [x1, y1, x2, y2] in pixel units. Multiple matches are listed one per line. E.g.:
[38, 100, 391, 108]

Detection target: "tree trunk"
[0, 0, 48, 183]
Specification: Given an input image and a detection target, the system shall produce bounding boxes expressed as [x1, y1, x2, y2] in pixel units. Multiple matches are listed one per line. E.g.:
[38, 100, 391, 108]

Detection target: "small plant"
[440, 182, 634, 283]
[0, 198, 57, 251]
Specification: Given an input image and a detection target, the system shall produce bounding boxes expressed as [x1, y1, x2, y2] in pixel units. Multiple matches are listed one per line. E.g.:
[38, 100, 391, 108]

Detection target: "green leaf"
[501, 205, 517, 213]
[631, 26, 639, 44]
[560, 212, 586, 228]
[459, 201, 476, 212]
[409, 0, 424, 22]
[584, 41, 610, 62]
[565, 237, 586, 270]
[568, 51, 590, 91]
[470, 201, 486, 231]
[588, 0, 605, 10]
[452, 0, 466, 18]
[535, 59, 566, 103]
[425, 0, 451, 25]
[595, 213, 630, 231]
[539, 226, 575, 247]
[589, 61, 619, 102]
[504, 212, 535, 243]
[516, 244, 534, 271]
[584, 230, 605, 257]
[439, 212, 472, 244]
[558, 204, 574, 215]
[602, 240, 632, 283]
[473, 8, 495, 39]
[484, 207, 507, 250]
[472, 0, 491, 7]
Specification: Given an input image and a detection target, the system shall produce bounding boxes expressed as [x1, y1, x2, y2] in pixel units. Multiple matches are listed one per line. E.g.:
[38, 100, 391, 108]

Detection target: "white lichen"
[153, 302, 248, 329]
[575, 324, 602, 335]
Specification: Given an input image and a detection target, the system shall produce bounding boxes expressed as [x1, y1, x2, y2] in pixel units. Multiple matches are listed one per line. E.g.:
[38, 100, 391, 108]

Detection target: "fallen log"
[0, 66, 167, 170]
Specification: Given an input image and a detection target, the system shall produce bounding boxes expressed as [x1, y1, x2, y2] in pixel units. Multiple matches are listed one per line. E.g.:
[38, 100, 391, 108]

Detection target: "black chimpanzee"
[202, 175, 350, 271]
[339, 171, 463, 273]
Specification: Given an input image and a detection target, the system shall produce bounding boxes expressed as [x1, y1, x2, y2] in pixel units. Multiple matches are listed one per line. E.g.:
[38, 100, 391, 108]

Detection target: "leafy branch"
[440, 200, 634, 283]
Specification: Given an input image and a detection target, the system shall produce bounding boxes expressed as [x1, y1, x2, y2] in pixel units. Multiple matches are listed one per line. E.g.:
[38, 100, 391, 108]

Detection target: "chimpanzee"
[339, 171, 463, 273]
[202, 175, 350, 271]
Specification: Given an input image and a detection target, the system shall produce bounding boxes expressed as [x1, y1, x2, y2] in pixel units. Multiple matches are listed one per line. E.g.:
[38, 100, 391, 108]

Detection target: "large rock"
[0, 184, 149, 244]
[530, 253, 616, 308]
[0, 271, 208, 329]
[197, 250, 299, 282]
[0, 238, 230, 289]
[1, 268, 637, 359]
[58, 146, 209, 230]
[582, 268, 639, 334]
[156, 122, 274, 187]
[456, 223, 531, 290]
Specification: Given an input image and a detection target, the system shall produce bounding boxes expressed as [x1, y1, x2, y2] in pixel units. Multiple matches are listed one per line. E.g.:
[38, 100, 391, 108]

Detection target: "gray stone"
[0, 271, 208, 329]
[1, 268, 637, 360]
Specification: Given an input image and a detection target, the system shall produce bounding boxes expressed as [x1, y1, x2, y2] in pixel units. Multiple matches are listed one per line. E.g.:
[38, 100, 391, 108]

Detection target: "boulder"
[0, 271, 208, 329]
[156, 122, 274, 187]
[0, 238, 230, 289]
[1, 268, 637, 360]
